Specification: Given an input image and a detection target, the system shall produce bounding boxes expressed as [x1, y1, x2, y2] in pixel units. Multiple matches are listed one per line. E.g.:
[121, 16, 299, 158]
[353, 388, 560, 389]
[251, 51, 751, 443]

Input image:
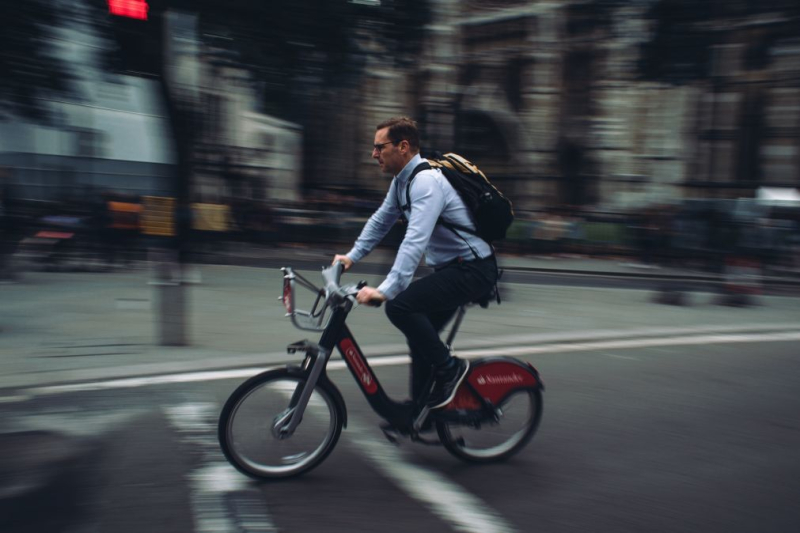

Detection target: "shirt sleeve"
[346, 179, 402, 263]
[377, 171, 444, 299]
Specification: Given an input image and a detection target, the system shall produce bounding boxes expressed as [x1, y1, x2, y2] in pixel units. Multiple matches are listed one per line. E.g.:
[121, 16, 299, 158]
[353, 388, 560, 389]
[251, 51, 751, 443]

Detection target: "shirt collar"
[395, 154, 424, 185]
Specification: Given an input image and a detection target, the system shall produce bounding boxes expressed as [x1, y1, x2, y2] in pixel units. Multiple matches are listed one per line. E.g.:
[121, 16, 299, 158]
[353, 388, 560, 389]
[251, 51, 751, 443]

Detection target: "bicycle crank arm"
[412, 405, 432, 434]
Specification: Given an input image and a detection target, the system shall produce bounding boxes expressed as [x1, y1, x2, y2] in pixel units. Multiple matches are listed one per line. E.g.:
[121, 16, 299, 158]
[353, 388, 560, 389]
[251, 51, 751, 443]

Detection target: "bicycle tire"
[218, 368, 344, 480]
[437, 388, 542, 463]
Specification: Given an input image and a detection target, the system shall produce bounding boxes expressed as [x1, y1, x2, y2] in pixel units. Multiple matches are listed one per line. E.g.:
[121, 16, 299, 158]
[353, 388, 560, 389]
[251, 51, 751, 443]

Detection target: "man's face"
[373, 127, 405, 176]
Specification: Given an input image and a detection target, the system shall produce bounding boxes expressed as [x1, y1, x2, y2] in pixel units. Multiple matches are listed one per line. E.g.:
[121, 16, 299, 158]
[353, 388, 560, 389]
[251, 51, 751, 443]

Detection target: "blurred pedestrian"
[106, 195, 142, 267]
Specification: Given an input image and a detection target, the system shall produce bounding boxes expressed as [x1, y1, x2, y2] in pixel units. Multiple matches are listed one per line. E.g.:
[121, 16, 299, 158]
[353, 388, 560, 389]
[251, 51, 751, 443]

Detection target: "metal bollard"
[149, 248, 188, 346]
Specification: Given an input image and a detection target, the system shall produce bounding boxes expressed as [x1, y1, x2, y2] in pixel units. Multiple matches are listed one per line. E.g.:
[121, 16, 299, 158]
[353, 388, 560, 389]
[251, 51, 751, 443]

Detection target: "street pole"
[152, 8, 193, 345]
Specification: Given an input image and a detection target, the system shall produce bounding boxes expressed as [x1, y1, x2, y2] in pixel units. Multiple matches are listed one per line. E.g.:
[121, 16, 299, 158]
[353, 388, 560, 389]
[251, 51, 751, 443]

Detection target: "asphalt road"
[4, 336, 799, 533]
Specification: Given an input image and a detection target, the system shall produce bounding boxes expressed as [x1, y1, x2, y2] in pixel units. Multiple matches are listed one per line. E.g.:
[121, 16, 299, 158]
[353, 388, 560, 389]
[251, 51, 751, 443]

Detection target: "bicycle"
[218, 262, 544, 480]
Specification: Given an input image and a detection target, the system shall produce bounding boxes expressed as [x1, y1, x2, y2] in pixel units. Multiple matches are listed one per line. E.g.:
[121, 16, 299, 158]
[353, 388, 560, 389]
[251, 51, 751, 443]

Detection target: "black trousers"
[385, 255, 498, 399]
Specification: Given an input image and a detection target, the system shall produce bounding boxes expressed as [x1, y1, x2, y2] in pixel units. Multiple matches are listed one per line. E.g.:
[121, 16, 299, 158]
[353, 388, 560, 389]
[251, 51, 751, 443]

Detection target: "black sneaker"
[427, 358, 470, 409]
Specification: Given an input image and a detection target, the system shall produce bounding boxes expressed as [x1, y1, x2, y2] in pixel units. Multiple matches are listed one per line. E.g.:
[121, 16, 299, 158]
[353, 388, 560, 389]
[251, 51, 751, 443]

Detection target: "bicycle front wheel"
[437, 388, 542, 463]
[219, 368, 344, 480]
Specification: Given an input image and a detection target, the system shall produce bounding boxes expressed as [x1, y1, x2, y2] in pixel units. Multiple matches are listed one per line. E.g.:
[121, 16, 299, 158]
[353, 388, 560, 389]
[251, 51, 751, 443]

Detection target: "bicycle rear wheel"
[437, 388, 542, 463]
[219, 368, 344, 480]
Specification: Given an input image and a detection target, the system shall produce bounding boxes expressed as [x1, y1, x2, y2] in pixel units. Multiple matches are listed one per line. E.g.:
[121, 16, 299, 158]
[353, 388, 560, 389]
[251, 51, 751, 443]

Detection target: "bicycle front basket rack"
[280, 267, 331, 331]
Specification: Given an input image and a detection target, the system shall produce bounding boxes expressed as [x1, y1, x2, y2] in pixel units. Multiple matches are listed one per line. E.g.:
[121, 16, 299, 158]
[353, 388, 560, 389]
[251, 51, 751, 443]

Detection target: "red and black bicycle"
[218, 262, 544, 480]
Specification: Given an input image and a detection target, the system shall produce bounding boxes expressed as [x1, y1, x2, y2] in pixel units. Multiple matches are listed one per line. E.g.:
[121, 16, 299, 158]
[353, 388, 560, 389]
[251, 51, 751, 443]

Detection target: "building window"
[761, 143, 798, 182]
[75, 129, 106, 158]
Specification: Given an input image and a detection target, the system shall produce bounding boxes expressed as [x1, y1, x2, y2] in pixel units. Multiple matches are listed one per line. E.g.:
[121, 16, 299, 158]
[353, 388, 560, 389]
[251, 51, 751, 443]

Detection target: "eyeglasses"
[372, 140, 399, 152]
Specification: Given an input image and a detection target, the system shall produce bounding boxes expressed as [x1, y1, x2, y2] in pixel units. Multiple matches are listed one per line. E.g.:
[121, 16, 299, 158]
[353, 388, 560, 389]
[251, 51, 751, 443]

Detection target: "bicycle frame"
[278, 269, 413, 435]
[275, 265, 542, 438]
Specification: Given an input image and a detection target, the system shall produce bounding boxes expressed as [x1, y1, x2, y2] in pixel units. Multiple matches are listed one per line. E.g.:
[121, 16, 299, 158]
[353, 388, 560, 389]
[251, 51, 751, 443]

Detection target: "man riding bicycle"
[333, 117, 498, 410]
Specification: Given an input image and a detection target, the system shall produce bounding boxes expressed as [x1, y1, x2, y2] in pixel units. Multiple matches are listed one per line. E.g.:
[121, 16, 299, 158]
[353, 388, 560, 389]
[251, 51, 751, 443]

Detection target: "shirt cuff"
[376, 280, 399, 300]
[346, 248, 365, 264]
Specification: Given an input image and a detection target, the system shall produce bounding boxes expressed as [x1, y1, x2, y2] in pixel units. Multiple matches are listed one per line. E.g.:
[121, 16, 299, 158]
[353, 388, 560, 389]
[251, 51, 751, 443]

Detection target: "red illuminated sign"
[108, 0, 149, 20]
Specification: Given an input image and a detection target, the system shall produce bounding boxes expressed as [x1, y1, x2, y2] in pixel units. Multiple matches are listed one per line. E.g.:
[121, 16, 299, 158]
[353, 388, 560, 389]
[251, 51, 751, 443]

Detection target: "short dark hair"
[376, 117, 420, 152]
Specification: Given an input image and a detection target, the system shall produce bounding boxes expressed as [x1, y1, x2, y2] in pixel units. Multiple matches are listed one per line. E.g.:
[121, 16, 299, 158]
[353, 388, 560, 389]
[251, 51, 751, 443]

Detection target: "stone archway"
[454, 82, 532, 176]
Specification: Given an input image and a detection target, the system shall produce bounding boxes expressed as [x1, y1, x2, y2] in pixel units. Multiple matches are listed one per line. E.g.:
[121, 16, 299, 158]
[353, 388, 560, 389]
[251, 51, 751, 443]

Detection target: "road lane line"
[462, 331, 800, 357]
[164, 403, 280, 533]
[345, 417, 518, 533]
[605, 353, 639, 361]
[268, 386, 517, 533]
[0, 394, 33, 403]
[16, 329, 800, 399]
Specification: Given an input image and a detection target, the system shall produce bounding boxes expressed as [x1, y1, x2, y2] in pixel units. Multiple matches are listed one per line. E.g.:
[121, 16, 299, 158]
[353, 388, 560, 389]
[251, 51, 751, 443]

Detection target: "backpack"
[400, 153, 514, 244]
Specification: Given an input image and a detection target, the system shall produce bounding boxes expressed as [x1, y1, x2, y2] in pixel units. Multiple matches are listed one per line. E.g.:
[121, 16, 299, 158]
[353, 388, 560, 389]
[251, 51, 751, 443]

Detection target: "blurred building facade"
[2, 0, 798, 220]
[0, 1, 176, 202]
[181, 20, 303, 205]
[0, 3, 303, 208]
[343, 0, 800, 215]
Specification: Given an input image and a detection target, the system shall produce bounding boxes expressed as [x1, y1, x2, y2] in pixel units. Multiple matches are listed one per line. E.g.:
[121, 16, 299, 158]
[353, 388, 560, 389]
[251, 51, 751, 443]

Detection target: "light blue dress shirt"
[346, 154, 493, 300]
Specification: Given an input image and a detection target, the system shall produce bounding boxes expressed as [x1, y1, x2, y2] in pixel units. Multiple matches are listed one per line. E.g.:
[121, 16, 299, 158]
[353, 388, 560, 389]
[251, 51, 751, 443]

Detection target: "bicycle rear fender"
[445, 357, 543, 411]
[285, 364, 348, 429]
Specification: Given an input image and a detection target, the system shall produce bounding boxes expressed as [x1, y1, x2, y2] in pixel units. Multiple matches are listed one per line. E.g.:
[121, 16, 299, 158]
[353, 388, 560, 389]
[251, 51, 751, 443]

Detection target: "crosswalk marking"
[164, 403, 279, 533]
[269, 384, 518, 533]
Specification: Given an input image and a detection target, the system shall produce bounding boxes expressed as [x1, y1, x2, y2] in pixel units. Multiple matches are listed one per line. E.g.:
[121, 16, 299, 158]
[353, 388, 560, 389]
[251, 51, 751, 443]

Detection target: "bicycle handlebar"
[322, 261, 345, 298]
[323, 262, 385, 307]
[282, 263, 379, 331]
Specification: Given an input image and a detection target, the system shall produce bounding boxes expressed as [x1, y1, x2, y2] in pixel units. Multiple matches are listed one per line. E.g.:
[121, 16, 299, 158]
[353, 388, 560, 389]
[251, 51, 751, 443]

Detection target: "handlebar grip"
[367, 299, 383, 308]
[323, 261, 345, 295]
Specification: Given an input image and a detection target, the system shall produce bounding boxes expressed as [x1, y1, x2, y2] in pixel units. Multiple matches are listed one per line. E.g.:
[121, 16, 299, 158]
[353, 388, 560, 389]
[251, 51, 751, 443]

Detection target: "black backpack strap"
[401, 161, 486, 259]
[399, 161, 431, 213]
[440, 220, 478, 237]
[400, 161, 501, 305]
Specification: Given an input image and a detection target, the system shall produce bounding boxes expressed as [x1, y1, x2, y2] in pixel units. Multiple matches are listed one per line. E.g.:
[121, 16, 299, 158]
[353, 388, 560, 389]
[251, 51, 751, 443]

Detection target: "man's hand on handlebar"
[356, 286, 386, 307]
[332, 255, 353, 271]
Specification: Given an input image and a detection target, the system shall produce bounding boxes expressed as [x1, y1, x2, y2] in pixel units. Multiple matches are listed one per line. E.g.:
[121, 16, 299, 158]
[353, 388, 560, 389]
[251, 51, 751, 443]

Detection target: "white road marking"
[0, 394, 33, 403]
[269, 384, 516, 533]
[605, 353, 639, 361]
[462, 331, 800, 358]
[345, 417, 518, 533]
[27, 368, 268, 395]
[164, 403, 279, 533]
[19, 329, 800, 398]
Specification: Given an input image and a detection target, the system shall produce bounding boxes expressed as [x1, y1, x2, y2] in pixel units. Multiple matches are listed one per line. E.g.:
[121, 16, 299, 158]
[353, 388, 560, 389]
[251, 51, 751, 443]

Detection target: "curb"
[194, 250, 800, 288]
[4, 322, 799, 398]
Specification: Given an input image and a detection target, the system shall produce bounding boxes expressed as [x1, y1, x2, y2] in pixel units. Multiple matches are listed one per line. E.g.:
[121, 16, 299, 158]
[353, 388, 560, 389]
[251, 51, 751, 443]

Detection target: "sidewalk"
[2, 246, 799, 392]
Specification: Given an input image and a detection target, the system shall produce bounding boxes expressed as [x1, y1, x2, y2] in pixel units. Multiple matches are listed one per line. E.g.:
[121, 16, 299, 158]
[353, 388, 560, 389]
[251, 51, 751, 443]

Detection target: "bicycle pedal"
[286, 340, 319, 355]
[380, 425, 403, 445]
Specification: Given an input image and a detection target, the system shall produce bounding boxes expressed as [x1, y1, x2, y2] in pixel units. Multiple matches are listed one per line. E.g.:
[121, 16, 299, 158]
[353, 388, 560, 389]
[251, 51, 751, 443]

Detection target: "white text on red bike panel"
[339, 339, 378, 394]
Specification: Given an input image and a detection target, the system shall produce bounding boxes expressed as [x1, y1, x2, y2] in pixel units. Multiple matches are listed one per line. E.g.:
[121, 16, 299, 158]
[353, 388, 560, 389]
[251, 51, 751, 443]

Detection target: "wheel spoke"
[438, 389, 541, 463]
[219, 370, 343, 479]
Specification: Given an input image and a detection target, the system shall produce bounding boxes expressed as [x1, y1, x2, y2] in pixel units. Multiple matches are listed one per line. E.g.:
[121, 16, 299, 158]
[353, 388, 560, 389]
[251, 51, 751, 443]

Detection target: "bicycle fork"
[272, 342, 330, 439]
